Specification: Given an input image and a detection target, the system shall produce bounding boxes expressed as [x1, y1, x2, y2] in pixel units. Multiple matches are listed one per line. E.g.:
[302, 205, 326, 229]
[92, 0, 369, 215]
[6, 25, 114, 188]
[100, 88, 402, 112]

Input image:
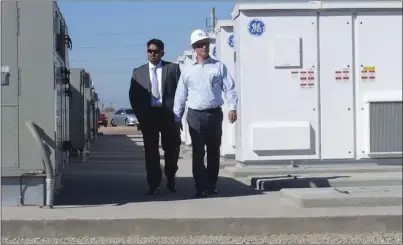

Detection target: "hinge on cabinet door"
[65, 35, 73, 50]
[16, 6, 20, 36]
[54, 62, 57, 89]
[61, 67, 70, 84]
[17, 68, 21, 96]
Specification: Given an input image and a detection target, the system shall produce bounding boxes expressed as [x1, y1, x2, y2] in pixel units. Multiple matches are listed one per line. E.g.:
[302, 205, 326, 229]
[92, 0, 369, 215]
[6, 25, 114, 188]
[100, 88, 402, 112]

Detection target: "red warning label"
[335, 70, 342, 81]
[299, 69, 315, 88]
[291, 71, 299, 78]
[361, 66, 376, 82]
[307, 70, 315, 81]
[335, 68, 351, 82]
[300, 70, 307, 82]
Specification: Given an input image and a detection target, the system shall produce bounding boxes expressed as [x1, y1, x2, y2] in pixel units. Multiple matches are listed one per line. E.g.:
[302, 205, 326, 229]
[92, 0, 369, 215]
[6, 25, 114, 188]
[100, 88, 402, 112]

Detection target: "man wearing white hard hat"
[173, 29, 238, 198]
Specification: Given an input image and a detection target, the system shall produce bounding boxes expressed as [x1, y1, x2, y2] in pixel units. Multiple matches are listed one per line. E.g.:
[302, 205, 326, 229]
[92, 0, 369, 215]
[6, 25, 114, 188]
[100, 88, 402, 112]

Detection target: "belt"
[190, 107, 221, 113]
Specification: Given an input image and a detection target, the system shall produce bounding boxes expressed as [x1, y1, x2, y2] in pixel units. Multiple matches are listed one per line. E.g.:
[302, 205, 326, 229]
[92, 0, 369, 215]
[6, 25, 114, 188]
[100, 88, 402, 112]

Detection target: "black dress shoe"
[147, 187, 160, 195]
[167, 182, 176, 193]
[208, 187, 218, 195]
[195, 190, 208, 198]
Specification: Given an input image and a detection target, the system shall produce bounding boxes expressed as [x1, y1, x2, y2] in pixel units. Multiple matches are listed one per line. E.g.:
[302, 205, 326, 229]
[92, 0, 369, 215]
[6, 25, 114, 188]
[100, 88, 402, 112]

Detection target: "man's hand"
[176, 121, 183, 131]
[228, 110, 237, 124]
[174, 115, 183, 131]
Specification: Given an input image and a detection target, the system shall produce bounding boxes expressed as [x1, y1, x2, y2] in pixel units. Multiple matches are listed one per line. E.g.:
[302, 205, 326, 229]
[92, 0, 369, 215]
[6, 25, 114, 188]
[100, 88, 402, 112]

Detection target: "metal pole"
[210, 7, 216, 32]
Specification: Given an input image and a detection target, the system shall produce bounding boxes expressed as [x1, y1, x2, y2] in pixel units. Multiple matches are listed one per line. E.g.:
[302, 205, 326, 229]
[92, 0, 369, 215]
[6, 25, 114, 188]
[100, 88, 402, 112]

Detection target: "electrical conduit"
[25, 120, 54, 208]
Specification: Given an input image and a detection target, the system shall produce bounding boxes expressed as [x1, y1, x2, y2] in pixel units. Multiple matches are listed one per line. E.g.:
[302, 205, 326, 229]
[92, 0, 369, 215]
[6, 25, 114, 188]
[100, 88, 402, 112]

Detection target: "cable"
[89, 32, 146, 36]
[76, 44, 143, 49]
[70, 57, 143, 62]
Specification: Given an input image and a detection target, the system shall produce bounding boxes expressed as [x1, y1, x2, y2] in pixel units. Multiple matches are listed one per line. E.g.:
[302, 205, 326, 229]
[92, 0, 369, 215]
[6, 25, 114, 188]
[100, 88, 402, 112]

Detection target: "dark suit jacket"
[129, 60, 181, 123]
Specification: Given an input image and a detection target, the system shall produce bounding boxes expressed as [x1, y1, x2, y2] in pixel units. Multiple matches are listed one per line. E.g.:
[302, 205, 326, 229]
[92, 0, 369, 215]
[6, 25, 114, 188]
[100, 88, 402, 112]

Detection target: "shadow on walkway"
[55, 133, 262, 206]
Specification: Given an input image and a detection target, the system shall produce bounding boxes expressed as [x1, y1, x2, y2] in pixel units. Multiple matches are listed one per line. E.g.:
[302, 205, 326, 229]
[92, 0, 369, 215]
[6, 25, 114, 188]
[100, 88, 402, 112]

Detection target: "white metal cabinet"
[355, 12, 403, 158]
[235, 13, 320, 162]
[232, 1, 402, 164]
[214, 20, 236, 157]
[179, 50, 194, 146]
[319, 14, 355, 159]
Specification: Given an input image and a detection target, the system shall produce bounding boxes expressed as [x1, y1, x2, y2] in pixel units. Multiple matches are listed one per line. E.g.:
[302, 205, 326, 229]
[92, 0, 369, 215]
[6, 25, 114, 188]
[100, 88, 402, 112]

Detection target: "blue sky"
[58, 1, 238, 110]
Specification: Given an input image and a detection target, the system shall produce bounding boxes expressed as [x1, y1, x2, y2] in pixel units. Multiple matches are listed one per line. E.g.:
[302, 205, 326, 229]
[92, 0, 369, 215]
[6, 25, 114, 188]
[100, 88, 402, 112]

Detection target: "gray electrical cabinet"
[85, 83, 95, 149]
[69, 68, 92, 155]
[86, 86, 99, 146]
[1, 1, 72, 206]
[91, 90, 99, 140]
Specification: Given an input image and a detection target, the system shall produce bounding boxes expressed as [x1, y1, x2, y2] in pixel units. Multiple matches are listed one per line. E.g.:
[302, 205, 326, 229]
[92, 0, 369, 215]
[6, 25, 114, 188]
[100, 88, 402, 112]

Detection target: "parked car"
[110, 108, 139, 127]
[98, 112, 108, 127]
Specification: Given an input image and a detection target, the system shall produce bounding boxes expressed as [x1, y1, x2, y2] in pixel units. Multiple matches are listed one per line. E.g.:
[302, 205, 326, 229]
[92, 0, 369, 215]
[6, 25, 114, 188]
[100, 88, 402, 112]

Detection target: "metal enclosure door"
[86, 100, 91, 143]
[355, 12, 403, 156]
[1, 1, 20, 168]
[89, 98, 94, 141]
[62, 72, 70, 167]
[83, 73, 89, 145]
[79, 70, 85, 149]
[319, 14, 355, 159]
[54, 62, 63, 177]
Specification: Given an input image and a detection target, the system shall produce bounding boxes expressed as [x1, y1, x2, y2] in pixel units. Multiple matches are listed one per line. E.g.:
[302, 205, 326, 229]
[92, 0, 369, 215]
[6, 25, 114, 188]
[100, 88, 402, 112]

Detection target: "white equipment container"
[215, 20, 236, 157]
[174, 55, 183, 64]
[208, 32, 217, 59]
[232, 0, 402, 164]
[176, 55, 184, 68]
[177, 55, 186, 144]
[178, 50, 195, 146]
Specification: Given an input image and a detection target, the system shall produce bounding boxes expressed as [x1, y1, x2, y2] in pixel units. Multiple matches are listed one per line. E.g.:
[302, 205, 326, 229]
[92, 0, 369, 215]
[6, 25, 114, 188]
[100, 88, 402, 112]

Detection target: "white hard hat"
[190, 29, 210, 45]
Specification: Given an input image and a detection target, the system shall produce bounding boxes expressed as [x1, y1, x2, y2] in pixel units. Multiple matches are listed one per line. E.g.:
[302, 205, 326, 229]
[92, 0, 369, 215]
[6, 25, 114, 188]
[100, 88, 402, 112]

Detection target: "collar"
[192, 56, 213, 65]
[149, 60, 162, 69]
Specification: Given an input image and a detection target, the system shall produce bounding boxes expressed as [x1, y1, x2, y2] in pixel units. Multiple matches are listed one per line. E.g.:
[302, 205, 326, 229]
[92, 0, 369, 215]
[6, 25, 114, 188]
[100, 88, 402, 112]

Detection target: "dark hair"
[147, 38, 164, 51]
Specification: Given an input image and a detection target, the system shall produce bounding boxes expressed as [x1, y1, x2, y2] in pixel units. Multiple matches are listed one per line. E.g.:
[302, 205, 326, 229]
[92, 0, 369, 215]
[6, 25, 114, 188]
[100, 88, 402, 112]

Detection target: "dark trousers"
[187, 107, 223, 192]
[140, 107, 181, 189]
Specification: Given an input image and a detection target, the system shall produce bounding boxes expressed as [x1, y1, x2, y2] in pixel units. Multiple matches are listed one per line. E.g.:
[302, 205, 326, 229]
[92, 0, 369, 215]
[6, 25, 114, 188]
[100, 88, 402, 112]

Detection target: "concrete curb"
[224, 165, 403, 178]
[2, 215, 402, 237]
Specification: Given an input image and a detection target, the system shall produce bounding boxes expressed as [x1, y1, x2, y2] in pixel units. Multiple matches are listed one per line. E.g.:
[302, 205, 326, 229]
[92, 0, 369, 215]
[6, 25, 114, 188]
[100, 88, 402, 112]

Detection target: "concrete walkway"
[2, 127, 402, 237]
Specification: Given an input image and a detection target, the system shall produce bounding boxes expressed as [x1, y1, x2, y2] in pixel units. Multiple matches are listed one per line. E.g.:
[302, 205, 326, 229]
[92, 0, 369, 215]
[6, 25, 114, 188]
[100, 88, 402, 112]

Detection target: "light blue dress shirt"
[173, 57, 238, 121]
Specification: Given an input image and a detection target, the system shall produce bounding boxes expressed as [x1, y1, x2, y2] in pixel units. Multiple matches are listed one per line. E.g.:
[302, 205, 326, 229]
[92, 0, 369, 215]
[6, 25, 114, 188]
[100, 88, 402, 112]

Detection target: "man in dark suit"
[129, 39, 182, 195]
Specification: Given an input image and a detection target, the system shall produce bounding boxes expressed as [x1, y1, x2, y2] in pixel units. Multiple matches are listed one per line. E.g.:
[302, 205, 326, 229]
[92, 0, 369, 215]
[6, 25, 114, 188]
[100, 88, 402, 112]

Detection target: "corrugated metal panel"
[369, 102, 402, 153]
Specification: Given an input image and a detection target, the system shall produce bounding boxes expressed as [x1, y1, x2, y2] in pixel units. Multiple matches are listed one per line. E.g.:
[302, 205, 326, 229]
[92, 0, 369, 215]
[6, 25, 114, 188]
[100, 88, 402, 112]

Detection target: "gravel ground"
[2, 233, 402, 244]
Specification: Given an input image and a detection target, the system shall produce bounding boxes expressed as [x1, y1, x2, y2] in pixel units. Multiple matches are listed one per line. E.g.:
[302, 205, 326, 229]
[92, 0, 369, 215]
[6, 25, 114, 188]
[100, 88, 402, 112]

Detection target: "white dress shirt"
[173, 57, 238, 121]
[149, 60, 163, 106]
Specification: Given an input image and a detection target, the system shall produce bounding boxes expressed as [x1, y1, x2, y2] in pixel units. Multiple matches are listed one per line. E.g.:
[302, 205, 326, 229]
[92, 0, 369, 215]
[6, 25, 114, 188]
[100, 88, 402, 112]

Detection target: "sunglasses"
[194, 42, 210, 48]
[148, 49, 162, 54]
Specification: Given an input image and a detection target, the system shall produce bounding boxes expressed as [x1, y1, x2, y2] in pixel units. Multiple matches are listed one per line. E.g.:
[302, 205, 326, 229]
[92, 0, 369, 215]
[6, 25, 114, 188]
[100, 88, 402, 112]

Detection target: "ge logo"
[212, 46, 216, 57]
[227, 34, 234, 48]
[248, 19, 265, 37]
